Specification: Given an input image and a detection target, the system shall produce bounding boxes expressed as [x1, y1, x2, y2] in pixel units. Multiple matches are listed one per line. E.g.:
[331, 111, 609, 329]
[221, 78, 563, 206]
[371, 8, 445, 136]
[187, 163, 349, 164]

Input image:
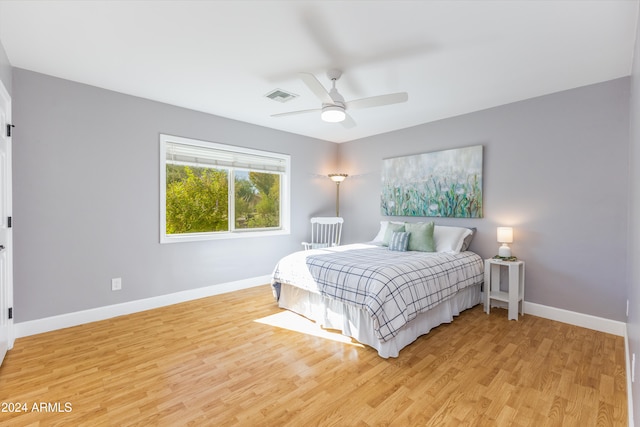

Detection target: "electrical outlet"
[627, 299, 630, 317]
[111, 277, 122, 291]
[633, 353, 636, 383]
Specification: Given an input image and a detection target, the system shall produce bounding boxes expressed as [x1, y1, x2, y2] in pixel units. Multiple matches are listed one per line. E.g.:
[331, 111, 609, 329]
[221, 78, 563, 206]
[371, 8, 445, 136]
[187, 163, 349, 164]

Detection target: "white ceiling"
[0, 0, 638, 143]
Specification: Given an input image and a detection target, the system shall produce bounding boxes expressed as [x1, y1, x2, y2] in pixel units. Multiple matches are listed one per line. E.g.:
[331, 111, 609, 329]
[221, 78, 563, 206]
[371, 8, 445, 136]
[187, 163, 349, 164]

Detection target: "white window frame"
[160, 134, 291, 243]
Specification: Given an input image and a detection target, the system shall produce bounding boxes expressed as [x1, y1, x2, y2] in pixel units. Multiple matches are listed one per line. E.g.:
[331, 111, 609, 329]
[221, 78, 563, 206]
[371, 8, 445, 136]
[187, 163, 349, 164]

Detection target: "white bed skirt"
[278, 283, 482, 358]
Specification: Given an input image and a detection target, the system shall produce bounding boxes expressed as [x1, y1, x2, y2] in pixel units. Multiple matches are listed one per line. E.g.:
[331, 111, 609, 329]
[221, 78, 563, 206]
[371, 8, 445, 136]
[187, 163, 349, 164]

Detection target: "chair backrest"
[307, 217, 343, 249]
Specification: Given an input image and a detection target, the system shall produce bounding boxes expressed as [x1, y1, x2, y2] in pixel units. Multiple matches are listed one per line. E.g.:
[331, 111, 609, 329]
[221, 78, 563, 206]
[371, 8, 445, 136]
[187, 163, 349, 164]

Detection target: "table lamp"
[497, 227, 513, 257]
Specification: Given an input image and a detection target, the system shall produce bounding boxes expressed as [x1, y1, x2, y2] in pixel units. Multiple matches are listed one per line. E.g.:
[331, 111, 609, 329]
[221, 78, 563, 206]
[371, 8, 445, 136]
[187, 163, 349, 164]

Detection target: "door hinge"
[7, 216, 11, 228]
[8, 307, 12, 320]
[6, 124, 14, 138]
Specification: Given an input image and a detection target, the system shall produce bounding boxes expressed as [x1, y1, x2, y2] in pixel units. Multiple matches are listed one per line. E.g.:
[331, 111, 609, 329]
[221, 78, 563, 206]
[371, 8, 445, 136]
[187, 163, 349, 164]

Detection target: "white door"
[0, 81, 13, 366]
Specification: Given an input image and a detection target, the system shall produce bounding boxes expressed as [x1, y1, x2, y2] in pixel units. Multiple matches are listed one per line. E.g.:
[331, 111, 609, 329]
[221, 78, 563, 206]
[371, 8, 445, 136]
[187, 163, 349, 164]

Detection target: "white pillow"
[433, 226, 473, 253]
[372, 220, 404, 242]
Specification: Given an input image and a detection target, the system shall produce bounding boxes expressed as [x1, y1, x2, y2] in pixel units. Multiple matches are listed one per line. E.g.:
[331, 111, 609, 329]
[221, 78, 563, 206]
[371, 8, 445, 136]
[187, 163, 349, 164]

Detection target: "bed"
[271, 222, 485, 358]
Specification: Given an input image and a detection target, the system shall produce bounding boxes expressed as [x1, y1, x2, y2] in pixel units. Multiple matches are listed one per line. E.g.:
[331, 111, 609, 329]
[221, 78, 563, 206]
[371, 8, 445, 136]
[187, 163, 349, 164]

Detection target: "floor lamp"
[328, 174, 348, 217]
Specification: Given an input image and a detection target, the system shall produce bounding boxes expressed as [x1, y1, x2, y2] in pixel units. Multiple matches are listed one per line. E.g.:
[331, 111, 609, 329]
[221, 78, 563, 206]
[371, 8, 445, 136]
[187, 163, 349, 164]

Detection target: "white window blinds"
[164, 137, 287, 173]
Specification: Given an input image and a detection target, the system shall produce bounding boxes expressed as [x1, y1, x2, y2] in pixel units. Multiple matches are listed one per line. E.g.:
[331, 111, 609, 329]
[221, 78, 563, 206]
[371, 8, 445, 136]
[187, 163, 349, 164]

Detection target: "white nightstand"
[484, 259, 525, 320]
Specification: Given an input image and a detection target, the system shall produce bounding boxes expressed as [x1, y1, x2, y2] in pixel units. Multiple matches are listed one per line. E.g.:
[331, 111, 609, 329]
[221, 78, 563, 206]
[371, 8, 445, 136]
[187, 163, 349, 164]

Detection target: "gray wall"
[339, 78, 630, 322]
[12, 69, 338, 322]
[627, 3, 640, 424]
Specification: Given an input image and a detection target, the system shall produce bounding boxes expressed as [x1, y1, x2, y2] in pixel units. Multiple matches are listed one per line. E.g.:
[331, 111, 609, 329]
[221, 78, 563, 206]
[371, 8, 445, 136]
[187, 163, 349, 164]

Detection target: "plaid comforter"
[271, 243, 484, 342]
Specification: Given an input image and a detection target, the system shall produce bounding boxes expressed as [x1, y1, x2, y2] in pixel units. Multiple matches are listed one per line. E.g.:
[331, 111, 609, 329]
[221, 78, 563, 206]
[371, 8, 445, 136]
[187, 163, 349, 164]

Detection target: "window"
[160, 134, 290, 243]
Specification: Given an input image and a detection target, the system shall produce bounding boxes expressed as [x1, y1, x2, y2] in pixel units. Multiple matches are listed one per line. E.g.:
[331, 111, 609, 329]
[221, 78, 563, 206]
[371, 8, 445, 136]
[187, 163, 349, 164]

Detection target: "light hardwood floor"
[0, 285, 627, 426]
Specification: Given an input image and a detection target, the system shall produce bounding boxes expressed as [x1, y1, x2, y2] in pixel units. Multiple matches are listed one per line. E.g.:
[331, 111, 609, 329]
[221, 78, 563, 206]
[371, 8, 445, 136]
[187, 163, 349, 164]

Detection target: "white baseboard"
[14, 275, 271, 339]
[524, 301, 626, 336]
[480, 292, 626, 336]
[17, 286, 627, 340]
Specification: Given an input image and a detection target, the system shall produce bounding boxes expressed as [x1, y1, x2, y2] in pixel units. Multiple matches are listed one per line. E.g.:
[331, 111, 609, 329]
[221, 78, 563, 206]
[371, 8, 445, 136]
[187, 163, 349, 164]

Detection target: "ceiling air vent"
[264, 88, 298, 103]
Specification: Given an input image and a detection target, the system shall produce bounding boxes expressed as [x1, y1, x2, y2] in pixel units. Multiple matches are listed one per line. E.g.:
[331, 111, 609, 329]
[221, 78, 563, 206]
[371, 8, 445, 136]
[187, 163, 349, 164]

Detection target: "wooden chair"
[302, 217, 344, 250]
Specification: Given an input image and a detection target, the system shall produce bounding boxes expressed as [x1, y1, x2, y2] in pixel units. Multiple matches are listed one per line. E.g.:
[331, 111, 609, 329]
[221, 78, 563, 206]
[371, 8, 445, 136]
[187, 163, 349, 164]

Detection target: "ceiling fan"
[271, 70, 408, 128]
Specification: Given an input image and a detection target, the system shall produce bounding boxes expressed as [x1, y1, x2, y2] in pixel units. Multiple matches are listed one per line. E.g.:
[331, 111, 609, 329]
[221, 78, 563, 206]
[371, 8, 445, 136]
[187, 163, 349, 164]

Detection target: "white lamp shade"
[497, 227, 513, 243]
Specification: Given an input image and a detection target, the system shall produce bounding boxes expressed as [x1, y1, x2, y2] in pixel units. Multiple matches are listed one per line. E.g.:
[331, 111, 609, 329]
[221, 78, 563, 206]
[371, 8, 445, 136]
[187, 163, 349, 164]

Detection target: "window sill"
[160, 228, 290, 244]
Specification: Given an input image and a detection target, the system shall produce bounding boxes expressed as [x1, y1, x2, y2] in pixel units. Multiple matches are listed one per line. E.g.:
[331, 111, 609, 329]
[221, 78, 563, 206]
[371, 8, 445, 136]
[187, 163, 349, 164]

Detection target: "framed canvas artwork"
[381, 145, 483, 218]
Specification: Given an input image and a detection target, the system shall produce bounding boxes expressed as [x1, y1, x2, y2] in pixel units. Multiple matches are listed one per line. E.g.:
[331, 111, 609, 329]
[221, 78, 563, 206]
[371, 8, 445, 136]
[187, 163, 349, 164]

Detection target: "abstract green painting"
[381, 145, 483, 218]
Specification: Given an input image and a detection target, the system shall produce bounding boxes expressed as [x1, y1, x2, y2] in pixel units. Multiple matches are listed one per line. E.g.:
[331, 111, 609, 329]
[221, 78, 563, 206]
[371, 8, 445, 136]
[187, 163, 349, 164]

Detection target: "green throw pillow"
[405, 221, 435, 252]
[383, 223, 405, 246]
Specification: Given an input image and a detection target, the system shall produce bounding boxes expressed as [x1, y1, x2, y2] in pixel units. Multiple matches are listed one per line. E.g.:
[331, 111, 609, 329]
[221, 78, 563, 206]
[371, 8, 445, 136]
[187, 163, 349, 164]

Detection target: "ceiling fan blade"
[346, 92, 408, 110]
[341, 113, 356, 129]
[271, 108, 321, 118]
[299, 72, 333, 104]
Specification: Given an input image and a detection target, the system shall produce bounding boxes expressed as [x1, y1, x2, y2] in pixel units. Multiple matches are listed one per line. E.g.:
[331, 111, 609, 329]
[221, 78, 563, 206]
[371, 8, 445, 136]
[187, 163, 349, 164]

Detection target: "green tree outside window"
[166, 165, 280, 234]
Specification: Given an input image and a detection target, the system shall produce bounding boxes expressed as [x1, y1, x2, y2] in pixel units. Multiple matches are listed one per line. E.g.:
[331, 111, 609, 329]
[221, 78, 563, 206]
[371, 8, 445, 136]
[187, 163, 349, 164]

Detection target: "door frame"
[0, 79, 13, 353]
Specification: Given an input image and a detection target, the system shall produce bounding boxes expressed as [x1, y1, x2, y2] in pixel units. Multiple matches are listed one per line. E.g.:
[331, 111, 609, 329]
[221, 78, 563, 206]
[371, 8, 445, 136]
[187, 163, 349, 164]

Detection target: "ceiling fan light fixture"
[321, 105, 346, 123]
